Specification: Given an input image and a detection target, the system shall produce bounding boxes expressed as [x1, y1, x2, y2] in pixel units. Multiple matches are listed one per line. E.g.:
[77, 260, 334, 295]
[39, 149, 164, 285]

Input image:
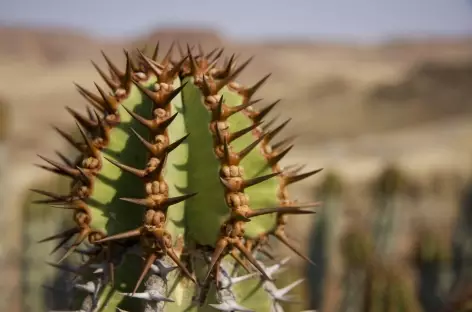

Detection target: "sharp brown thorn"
[214, 95, 224, 121]
[75, 121, 99, 158]
[215, 56, 253, 93]
[133, 252, 157, 295]
[197, 44, 205, 57]
[247, 204, 318, 218]
[159, 112, 180, 131]
[65, 106, 97, 132]
[176, 41, 185, 58]
[243, 171, 282, 189]
[93, 109, 108, 141]
[272, 135, 298, 151]
[57, 228, 91, 263]
[229, 98, 262, 117]
[202, 238, 228, 284]
[130, 128, 157, 155]
[119, 197, 155, 208]
[37, 154, 80, 179]
[162, 41, 175, 66]
[221, 136, 231, 164]
[101, 50, 123, 78]
[266, 118, 292, 143]
[94, 83, 119, 113]
[205, 47, 220, 60]
[168, 55, 189, 78]
[269, 144, 294, 166]
[234, 240, 273, 281]
[121, 105, 154, 131]
[74, 83, 106, 113]
[285, 168, 323, 185]
[104, 157, 146, 178]
[38, 227, 79, 244]
[166, 133, 190, 154]
[52, 126, 85, 153]
[166, 247, 196, 284]
[228, 121, 263, 143]
[54, 151, 75, 168]
[50, 234, 77, 256]
[30, 189, 67, 201]
[254, 100, 280, 123]
[148, 153, 167, 181]
[186, 44, 199, 75]
[91, 60, 119, 90]
[165, 192, 198, 208]
[137, 49, 161, 77]
[213, 54, 235, 79]
[230, 249, 252, 273]
[244, 73, 272, 99]
[75, 166, 92, 185]
[163, 82, 187, 107]
[152, 41, 160, 61]
[132, 79, 158, 103]
[238, 132, 268, 161]
[274, 231, 316, 266]
[261, 115, 280, 132]
[94, 228, 143, 244]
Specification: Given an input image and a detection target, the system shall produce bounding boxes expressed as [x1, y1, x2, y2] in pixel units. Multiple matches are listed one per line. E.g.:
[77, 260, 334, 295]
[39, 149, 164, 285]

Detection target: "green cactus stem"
[32, 43, 321, 312]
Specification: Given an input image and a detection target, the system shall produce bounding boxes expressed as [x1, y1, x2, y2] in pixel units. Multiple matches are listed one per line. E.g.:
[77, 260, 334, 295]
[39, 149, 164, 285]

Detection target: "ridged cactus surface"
[33, 43, 321, 312]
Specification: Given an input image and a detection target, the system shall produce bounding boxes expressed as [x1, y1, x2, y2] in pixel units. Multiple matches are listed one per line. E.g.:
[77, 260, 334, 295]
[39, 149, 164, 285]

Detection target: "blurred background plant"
[1, 0, 472, 311]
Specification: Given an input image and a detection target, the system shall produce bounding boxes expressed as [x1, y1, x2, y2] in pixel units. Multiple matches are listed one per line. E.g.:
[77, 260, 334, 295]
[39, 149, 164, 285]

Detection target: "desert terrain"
[1, 26, 472, 311]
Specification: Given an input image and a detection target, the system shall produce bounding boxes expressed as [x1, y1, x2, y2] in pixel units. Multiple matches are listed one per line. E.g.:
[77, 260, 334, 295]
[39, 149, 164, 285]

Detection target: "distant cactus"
[31, 43, 322, 311]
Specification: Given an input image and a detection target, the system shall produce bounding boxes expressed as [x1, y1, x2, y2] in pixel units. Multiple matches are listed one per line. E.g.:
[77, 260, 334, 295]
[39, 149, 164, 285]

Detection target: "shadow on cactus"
[32, 43, 323, 311]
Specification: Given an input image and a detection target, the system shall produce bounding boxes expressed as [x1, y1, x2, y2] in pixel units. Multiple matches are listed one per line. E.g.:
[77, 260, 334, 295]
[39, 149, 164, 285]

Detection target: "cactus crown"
[33, 42, 321, 312]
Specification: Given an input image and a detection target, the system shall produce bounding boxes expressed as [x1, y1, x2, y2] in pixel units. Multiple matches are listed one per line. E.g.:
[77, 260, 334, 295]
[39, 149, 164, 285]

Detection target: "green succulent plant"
[32, 43, 322, 312]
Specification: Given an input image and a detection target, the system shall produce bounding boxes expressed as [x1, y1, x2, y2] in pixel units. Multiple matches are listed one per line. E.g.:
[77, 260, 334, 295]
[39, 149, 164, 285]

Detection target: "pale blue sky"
[1, 0, 472, 42]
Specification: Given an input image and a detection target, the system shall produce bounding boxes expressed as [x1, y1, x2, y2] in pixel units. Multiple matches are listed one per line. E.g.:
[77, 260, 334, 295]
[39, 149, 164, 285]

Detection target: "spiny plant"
[32, 43, 322, 312]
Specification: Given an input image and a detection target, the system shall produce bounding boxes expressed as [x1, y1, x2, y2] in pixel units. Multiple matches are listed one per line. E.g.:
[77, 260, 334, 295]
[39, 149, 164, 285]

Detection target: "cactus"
[32, 43, 321, 312]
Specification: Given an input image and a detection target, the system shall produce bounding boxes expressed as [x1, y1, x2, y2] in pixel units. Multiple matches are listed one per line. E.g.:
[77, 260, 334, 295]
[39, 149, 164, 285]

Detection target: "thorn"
[65, 106, 98, 132]
[74, 281, 98, 294]
[243, 171, 281, 189]
[133, 252, 157, 295]
[94, 228, 143, 245]
[52, 126, 86, 153]
[238, 132, 268, 161]
[104, 157, 146, 178]
[267, 278, 305, 302]
[272, 135, 297, 152]
[74, 83, 106, 114]
[269, 145, 294, 166]
[253, 99, 280, 123]
[233, 240, 273, 281]
[228, 122, 262, 143]
[246, 203, 319, 219]
[150, 259, 178, 282]
[91, 60, 119, 90]
[94, 83, 119, 114]
[241, 73, 272, 99]
[266, 118, 292, 144]
[284, 168, 323, 185]
[214, 57, 254, 94]
[274, 230, 316, 266]
[120, 290, 175, 302]
[202, 238, 229, 284]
